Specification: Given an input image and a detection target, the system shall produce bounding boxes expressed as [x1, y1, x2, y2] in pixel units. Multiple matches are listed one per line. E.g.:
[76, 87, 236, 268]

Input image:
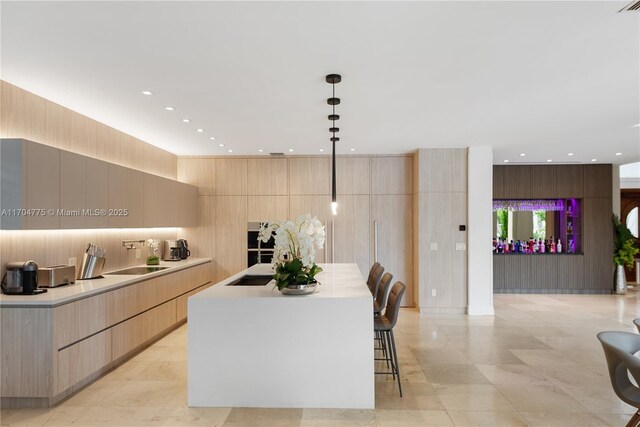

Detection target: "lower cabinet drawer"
[176, 282, 213, 322]
[111, 300, 177, 360]
[56, 329, 112, 394]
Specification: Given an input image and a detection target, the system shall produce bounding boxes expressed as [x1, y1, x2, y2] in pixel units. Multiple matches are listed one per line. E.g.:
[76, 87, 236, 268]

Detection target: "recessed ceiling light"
[319, 148, 325, 152]
[196, 128, 204, 133]
[591, 158, 597, 162]
[288, 149, 294, 152]
[164, 106, 174, 111]
[633, 123, 640, 127]
[568, 152, 574, 156]
[350, 148, 356, 152]
[547, 159, 552, 163]
[218, 143, 225, 147]
[227, 149, 233, 153]
[503, 160, 509, 163]
[520, 153, 526, 157]
[182, 118, 190, 123]
[616, 152, 622, 156]
[209, 137, 216, 140]
[258, 149, 264, 153]
[141, 90, 153, 96]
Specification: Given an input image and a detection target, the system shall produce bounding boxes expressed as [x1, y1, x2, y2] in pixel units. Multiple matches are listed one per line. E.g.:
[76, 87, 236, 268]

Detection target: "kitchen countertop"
[0, 257, 211, 307]
[192, 262, 371, 300]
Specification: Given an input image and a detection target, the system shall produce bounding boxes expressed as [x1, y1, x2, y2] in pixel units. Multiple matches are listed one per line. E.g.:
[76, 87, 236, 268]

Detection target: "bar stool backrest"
[634, 318, 640, 333]
[383, 281, 406, 328]
[597, 331, 640, 408]
[368, 265, 385, 296]
[366, 262, 380, 286]
[376, 272, 394, 310]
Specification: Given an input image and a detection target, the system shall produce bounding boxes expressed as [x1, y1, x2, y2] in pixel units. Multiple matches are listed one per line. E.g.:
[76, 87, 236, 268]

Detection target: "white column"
[467, 146, 494, 315]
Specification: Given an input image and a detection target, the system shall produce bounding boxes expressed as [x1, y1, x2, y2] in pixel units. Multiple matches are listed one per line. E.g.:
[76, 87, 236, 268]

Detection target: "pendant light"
[326, 74, 341, 216]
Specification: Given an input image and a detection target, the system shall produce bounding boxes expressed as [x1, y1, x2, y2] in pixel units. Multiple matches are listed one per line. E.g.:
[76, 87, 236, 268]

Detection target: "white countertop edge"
[0, 258, 212, 308]
[191, 263, 373, 300]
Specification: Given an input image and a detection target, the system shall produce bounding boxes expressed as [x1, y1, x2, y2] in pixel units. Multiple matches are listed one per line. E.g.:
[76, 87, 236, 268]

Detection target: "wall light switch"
[430, 243, 438, 251]
[431, 289, 437, 297]
[68, 257, 77, 268]
[456, 243, 466, 251]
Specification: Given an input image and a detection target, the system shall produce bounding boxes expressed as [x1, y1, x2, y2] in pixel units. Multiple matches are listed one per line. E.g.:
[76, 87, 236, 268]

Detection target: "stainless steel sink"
[226, 275, 273, 286]
[105, 266, 170, 275]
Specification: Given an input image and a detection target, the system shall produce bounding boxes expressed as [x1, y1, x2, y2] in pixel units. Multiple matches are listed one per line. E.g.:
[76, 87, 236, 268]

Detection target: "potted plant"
[258, 214, 325, 295]
[146, 239, 160, 266]
[613, 214, 639, 294]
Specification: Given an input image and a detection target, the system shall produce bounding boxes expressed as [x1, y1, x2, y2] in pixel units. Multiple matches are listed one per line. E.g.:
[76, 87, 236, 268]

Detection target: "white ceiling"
[1, 1, 639, 164]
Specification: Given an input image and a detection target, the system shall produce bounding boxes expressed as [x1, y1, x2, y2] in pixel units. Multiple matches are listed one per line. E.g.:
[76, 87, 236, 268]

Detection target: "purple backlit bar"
[492, 199, 564, 212]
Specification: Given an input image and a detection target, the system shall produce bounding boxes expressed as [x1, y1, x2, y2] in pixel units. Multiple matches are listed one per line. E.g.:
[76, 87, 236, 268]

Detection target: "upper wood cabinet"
[371, 156, 412, 195]
[0, 139, 198, 229]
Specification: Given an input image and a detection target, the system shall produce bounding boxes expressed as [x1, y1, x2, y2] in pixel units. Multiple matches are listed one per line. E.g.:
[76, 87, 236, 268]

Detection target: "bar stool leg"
[388, 329, 402, 397]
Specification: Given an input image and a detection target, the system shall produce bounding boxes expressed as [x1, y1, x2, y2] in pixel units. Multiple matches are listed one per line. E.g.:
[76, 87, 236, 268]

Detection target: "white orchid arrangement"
[258, 214, 326, 290]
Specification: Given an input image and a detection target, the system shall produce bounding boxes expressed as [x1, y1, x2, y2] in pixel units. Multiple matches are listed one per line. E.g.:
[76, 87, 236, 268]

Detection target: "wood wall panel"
[215, 159, 247, 195]
[247, 158, 288, 195]
[25, 142, 60, 229]
[371, 156, 412, 194]
[493, 166, 507, 199]
[214, 196, 248, 282]
[177, 158, 216, 195]
[289, 157, 331, 195]
[248, 195, 289, 222]
[556, 165, 584, 198]
[583, 197, 613, 290]
[0, 81, 177, 179]
[584, 164, 613, 198]
[333, 195, 370, 276]
[530, 165, 557, 198]
[336, 157, 370, 195]
[371, 195, 413, 306]
[418, 148, 467, 193]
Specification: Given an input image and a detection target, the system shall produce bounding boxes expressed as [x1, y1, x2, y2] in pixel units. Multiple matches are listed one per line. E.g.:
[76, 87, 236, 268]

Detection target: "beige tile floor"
[2, 292, 640, 426]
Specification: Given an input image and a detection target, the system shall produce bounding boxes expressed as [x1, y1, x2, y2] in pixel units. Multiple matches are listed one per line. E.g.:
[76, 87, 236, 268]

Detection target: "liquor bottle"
[539, 239, 545, 253]
[529, 238, 534, 254]
[492, 238, 497, 253]
[557, 239, 562, 253]
[504, 240, 509, 253]
[515, 240, 521, 253]
[568, 239, 574, 253]
[533, 239, 539, 253]
[550, 239, 556, 253]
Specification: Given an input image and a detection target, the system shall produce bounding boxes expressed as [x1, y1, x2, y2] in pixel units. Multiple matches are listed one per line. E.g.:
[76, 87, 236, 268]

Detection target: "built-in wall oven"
[248, 222, 275, 267]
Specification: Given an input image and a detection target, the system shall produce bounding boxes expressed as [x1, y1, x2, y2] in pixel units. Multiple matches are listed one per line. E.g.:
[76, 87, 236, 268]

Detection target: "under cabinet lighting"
[141, 90, 153, 95]
[164, 106, 174, 111]
[182, 118, 191, 123]
[196, 128, 205, 133]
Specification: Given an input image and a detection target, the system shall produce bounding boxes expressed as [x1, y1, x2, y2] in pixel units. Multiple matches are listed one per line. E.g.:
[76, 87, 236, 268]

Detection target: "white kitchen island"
[188, 263, 374, 409]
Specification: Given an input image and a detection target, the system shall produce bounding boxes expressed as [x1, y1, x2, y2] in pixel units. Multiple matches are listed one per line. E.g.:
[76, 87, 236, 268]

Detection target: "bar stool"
[366, 262, 380, 287]
[374, 272, 393, 316]
[367, 264, 385, 297]
[374, 281, 406, 397]
[633, 318, 640, 333]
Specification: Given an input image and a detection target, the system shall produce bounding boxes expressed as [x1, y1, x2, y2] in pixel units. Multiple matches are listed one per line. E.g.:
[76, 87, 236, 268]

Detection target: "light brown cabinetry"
[59, 151, 86, 229]
[0, 139, 198, 230]
[0, 261, 211, 408]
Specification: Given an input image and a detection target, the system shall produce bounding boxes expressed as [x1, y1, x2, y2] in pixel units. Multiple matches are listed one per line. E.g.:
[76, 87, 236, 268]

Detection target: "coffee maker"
[162, 240, 181, 261]
[2, 261, 46, 295]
